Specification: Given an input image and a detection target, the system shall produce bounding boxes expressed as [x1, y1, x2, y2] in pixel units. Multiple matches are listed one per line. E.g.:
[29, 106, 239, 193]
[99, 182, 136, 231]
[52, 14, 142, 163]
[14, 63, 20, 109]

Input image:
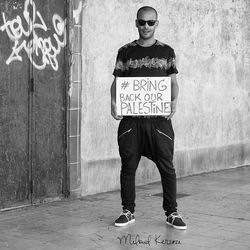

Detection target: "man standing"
[111, 6, 187, 230]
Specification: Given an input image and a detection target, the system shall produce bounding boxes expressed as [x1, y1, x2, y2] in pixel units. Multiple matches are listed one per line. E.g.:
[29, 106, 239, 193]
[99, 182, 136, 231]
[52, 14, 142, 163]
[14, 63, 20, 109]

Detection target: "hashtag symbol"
[121, 81, 129, 90]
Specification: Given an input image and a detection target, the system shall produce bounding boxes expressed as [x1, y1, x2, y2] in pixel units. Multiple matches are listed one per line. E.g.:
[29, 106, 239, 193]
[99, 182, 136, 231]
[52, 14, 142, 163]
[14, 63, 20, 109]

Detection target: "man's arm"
[111, 77, 122, 120]
[167, 73, 179, 120]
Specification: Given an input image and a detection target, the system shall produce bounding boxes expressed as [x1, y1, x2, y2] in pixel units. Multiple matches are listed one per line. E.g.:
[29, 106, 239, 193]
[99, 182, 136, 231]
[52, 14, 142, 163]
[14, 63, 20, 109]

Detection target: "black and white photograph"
[0, 0, 249, 249]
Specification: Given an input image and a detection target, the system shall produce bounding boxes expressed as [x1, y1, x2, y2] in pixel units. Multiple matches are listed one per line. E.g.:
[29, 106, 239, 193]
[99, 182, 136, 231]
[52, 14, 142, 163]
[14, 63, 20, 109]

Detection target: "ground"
[0, 166, 249, 250]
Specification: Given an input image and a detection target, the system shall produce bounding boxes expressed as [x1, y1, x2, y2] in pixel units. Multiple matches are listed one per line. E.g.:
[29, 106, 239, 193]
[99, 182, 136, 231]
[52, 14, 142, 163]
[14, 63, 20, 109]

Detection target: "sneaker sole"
[166, 221, 187, 230]
[114, 218, 135, 227]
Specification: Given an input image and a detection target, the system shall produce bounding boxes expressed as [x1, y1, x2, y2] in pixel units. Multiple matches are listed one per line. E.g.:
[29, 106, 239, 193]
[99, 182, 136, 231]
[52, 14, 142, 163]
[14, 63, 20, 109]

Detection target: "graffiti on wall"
[73, 1, 83, 25]
[0, 0, 67, 71]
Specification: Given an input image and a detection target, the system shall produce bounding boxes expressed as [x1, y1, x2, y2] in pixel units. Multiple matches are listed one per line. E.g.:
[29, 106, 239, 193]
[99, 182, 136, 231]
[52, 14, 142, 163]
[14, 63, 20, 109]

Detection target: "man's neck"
[136, 38, 156, 47]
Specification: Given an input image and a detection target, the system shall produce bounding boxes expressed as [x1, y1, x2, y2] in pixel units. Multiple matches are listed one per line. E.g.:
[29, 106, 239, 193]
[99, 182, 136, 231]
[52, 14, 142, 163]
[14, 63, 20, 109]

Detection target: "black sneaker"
[114, 209, 135, 227]
[166, 212, 187, 230]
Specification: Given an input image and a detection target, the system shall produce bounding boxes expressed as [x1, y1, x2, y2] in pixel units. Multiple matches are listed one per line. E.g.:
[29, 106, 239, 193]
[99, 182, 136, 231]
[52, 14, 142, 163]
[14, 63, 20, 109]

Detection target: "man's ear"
[155, 20, 159, 27]
[135, 19, 139, 28]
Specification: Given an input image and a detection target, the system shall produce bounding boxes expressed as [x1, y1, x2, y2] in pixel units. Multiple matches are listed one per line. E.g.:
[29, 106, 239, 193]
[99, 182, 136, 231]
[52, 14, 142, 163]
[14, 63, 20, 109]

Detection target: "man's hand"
[110, 78, 122, 120]
[111, 101, 123, 120]
[165, 74, 179, 120]
[166, 99, 177, 120]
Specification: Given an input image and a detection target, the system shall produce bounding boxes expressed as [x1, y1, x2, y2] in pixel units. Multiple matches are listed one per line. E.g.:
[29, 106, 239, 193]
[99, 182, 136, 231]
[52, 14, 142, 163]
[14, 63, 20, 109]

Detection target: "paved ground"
[0, 166, 249, 250]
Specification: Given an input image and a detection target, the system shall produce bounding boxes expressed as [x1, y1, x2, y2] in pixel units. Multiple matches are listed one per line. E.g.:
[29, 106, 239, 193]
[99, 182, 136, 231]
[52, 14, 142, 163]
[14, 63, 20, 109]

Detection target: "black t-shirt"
[113, 40, 178, 77]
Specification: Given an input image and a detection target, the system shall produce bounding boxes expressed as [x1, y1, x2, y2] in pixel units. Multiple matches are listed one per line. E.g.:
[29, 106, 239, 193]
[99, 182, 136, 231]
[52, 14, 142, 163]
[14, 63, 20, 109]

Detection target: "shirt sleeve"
[112, 49, 124, 77]
[166, 49, 178, 76]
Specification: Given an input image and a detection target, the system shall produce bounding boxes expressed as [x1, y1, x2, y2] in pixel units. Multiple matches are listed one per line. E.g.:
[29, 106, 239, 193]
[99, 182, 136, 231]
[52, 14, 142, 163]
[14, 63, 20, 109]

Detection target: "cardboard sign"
[116, 77, 171, 116]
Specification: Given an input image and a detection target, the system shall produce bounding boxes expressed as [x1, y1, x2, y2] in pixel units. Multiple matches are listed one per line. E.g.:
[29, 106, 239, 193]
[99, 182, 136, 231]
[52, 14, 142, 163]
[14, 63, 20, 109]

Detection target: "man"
[111, 6, 187, 230]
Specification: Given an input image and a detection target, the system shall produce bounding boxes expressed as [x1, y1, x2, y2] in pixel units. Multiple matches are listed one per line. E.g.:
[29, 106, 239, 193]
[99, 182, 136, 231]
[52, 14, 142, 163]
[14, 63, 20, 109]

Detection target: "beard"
[139, 30, 154, 40]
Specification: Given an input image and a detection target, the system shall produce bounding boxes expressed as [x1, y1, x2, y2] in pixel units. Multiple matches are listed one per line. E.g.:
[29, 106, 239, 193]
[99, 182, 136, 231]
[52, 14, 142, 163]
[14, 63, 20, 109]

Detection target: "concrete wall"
[79, 0, 250, 196]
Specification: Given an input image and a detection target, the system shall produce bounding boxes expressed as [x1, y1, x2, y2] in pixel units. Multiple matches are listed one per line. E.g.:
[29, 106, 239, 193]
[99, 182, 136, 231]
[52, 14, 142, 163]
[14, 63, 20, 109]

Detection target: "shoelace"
[120, 210, 132, 219]
[169, 212, 183, 222]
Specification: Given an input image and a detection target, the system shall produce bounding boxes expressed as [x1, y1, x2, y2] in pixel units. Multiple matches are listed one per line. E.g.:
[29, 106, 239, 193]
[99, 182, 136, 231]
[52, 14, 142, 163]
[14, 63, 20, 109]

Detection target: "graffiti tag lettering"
[0, 0, 66, 71]
[73, 1, 83, 25]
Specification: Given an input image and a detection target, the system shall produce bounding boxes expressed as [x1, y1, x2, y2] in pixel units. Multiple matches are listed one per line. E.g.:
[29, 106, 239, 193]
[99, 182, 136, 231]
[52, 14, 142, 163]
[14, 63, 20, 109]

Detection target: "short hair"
[137, 6, 158, 20]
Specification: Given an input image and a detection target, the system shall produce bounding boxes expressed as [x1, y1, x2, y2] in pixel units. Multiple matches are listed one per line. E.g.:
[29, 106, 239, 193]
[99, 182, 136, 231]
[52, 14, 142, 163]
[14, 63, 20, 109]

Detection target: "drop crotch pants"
[118, 117, 177, 215]
[151, 119, 177, 215]
[118, 118, 141, 214]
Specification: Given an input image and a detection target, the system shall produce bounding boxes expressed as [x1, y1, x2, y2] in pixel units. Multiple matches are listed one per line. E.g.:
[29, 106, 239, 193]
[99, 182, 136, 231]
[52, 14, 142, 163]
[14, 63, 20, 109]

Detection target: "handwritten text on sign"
[116, 77, 171, 116]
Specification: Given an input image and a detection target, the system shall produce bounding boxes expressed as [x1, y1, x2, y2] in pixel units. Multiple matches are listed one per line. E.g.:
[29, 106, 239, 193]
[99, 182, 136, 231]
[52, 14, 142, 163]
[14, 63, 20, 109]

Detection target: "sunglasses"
[137, 19, 157, 26]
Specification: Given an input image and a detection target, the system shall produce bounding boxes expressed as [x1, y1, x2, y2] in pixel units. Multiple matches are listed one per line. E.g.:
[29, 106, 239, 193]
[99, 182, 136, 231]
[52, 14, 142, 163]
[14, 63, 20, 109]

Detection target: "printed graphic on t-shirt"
[115, 56, 176, 72]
